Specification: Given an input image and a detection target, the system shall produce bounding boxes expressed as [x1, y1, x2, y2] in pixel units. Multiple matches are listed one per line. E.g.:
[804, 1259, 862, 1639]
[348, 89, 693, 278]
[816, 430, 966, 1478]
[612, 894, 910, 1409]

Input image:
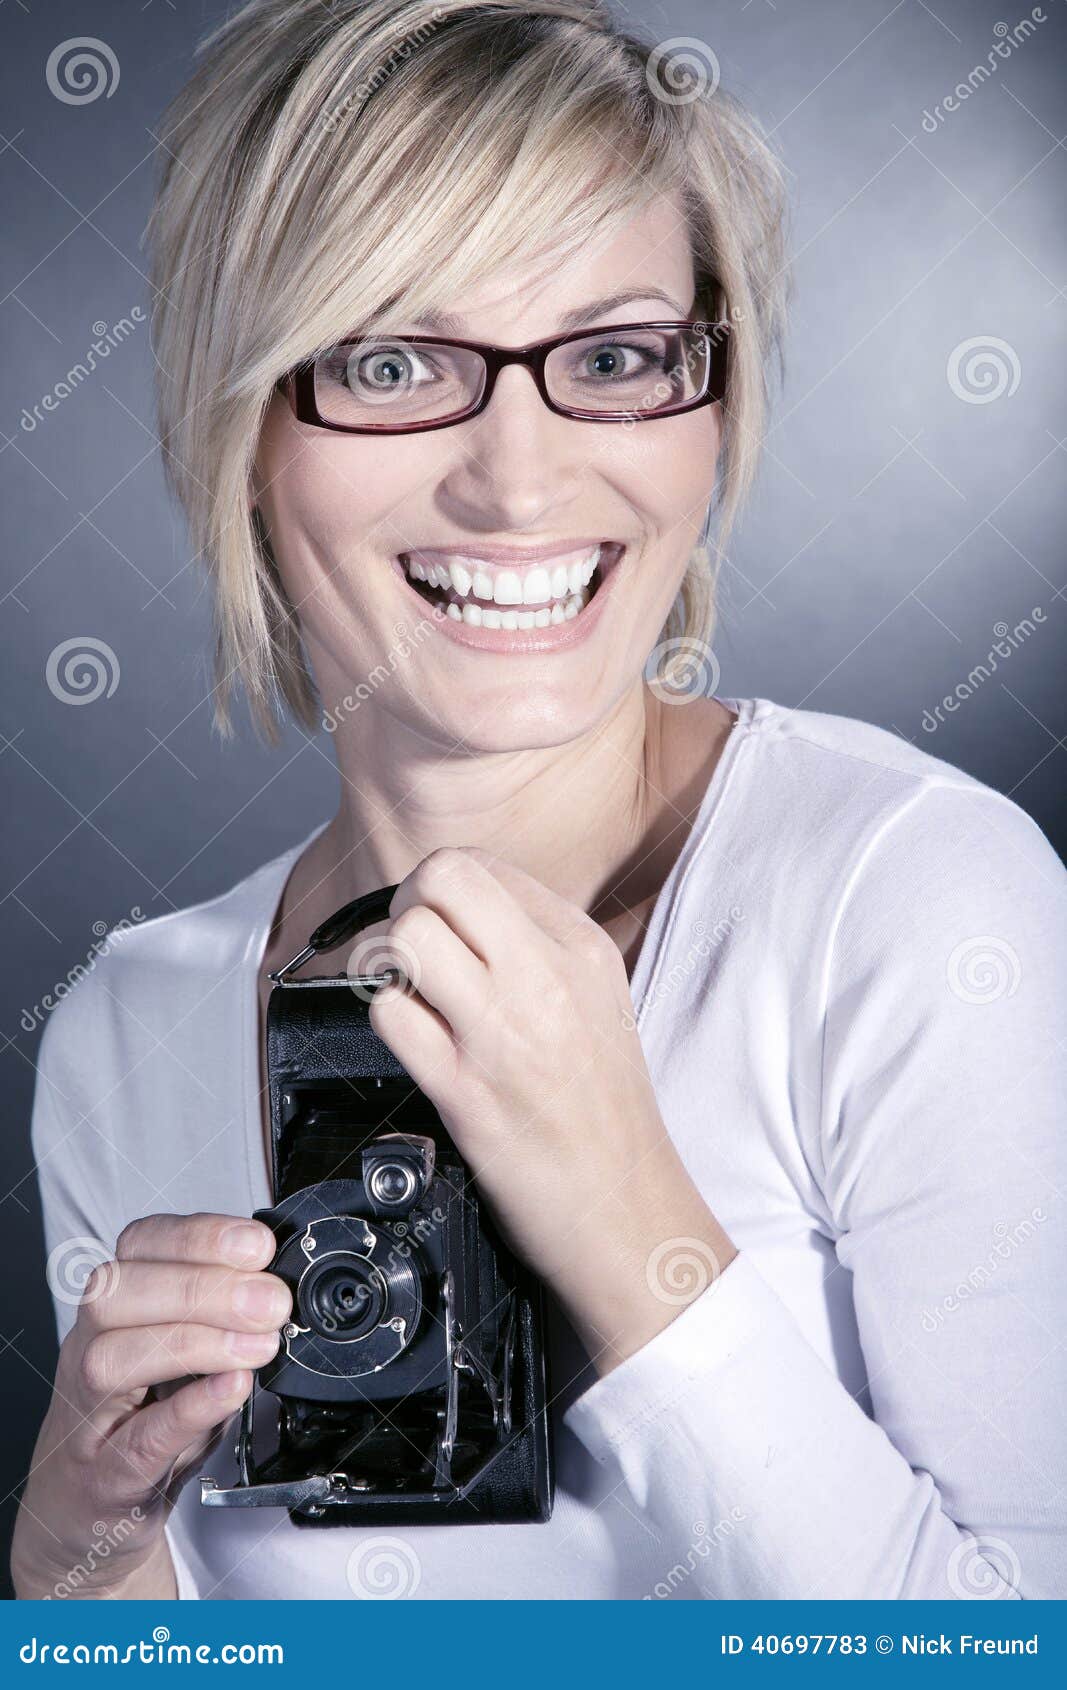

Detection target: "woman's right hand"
[11, 1212, 292, 1600]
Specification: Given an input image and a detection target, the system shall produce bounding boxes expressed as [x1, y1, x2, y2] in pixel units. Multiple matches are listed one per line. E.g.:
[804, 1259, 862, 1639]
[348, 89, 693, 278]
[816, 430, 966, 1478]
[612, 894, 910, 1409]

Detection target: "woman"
[13, 0, 1065, 1601]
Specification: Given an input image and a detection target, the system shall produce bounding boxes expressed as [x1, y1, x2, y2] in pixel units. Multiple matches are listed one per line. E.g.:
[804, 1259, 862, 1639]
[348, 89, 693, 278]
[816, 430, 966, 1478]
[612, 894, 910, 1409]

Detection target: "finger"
[370, 983, 458, 1100]
[387, 902, 489, 1036]
[79, 1260, 291, 1337]
[391, 847, 553, 969]
[114, 1212, 276, 1271]
[470, 852, 598, 948]
[79, 1322, 282, 1400]
[110, 1370, 254, 1497]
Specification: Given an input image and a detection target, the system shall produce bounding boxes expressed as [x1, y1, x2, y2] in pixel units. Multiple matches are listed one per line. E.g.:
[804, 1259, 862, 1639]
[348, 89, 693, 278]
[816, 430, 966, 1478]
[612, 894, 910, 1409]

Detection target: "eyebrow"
[407, 287, 691, 337]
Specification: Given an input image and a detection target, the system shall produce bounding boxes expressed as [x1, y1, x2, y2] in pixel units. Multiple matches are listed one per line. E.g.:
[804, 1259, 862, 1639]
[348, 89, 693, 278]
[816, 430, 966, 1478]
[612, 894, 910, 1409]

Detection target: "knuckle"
[124, 1413, 172, 1481]
[177, 1266, 211, 1324]
[417, 846, 470, 891]
[390, 904, 431, 949]
[114, 1218, 145, 1260]
[79, 1260, 121, 1324]
[571, 918, 612, 962]
[78, 1334, 118, 1400]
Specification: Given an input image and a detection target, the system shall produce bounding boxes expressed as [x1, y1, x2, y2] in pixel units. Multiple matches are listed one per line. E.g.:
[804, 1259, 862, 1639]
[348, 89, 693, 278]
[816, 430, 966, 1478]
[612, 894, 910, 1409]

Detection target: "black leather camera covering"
[264, 975, 554, 1526]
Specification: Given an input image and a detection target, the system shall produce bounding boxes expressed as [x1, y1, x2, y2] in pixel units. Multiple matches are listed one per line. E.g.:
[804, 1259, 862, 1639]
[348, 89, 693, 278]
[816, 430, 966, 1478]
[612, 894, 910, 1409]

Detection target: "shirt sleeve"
[31, 984, 200, 1600]
[564, 780, 1067, 1599]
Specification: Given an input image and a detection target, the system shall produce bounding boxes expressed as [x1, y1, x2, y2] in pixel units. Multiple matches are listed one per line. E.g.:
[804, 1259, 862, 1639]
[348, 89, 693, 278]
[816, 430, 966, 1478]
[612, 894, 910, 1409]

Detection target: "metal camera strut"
[269, 882, 401, 989]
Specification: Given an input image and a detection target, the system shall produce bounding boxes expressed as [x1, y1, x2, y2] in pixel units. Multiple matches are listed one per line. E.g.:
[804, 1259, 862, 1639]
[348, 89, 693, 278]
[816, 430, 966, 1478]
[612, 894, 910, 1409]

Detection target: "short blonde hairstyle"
[146, 0, 790, 738]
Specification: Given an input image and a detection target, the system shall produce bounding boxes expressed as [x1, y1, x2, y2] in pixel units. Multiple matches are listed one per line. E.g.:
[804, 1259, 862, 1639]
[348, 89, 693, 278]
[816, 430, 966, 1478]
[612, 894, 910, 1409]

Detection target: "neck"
[311, 680, 659, 919]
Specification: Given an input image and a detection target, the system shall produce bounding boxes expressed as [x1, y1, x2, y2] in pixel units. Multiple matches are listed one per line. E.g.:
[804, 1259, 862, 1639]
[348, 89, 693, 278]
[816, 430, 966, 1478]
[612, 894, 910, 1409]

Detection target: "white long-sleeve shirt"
[30, 696, 1066, 1599]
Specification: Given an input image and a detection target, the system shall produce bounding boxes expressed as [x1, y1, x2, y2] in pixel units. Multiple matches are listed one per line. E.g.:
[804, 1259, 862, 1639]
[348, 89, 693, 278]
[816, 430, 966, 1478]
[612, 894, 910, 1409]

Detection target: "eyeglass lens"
[311, 325, 711, 429]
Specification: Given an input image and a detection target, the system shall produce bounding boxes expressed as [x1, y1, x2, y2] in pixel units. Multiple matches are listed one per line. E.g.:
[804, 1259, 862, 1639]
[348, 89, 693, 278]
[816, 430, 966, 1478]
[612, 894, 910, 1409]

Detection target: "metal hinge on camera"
[270, 882, 400, 988]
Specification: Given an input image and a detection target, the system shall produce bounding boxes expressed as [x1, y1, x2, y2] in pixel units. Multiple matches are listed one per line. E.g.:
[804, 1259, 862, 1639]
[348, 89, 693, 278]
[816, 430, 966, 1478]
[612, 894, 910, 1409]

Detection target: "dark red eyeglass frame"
[279, 316, 731, 435]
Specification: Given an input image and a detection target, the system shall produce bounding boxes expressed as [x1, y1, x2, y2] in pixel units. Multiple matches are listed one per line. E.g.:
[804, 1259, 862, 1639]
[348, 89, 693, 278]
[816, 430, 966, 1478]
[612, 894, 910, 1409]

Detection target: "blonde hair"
[145, 0, 790, 738]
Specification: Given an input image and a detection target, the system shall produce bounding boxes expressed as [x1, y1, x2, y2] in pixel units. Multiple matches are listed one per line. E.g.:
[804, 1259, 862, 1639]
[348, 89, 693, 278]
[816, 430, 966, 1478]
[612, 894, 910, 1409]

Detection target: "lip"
[405, 537, 609, 567]
[392, 542, 626, 655]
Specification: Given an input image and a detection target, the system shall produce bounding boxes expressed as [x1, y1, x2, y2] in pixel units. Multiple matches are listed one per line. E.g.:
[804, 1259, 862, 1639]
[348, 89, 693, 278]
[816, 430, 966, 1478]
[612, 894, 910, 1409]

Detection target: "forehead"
[399, 196, 695, 337]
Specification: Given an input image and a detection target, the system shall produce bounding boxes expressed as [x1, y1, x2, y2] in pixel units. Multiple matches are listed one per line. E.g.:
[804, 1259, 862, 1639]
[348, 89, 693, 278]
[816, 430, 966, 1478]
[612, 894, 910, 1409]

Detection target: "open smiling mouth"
[396, 541, 624, 632]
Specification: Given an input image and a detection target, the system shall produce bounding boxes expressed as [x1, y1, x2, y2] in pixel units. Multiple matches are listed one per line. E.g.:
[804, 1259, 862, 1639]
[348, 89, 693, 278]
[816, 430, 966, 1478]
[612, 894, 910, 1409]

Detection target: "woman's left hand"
[367, 847, 736, 1374]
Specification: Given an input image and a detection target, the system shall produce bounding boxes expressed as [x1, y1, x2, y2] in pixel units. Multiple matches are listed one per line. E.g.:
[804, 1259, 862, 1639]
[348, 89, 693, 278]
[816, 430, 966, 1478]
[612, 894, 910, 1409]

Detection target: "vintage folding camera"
[200, 885, 553, 1526]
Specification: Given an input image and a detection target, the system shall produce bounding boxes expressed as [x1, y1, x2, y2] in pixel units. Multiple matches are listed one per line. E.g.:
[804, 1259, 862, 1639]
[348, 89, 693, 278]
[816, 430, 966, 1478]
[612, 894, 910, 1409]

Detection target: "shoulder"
[728, 695, 1063, 896]
[32, 835, 305, 1091]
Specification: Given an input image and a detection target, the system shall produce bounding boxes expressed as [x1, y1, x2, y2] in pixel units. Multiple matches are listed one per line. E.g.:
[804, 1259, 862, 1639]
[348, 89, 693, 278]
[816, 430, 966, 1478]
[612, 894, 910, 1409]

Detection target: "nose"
[440, 361, 586, 533]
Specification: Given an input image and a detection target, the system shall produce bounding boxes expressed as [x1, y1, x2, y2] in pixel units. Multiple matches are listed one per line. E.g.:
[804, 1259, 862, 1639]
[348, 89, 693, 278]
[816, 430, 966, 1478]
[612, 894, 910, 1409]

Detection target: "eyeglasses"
[280, 317, 729, 436]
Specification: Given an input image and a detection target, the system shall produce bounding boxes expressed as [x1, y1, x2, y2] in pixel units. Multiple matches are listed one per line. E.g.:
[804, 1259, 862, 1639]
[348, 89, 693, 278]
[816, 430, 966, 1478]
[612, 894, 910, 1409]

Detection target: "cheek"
[609, 405, 721, 533]
[257, 426, 431, 603]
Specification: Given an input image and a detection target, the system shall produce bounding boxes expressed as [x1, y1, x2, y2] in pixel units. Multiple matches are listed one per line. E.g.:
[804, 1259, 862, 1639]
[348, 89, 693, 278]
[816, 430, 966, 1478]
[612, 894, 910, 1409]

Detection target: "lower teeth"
[440, 588, 590, 629]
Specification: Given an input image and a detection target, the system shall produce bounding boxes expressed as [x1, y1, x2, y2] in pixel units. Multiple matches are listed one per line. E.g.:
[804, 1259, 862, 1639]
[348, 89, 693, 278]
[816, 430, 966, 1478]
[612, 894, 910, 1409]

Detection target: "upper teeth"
[405, 544, 601, 606]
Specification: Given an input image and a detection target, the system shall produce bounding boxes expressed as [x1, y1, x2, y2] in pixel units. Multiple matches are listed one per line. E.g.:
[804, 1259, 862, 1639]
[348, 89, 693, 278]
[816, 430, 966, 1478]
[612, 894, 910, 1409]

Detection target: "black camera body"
[200, 886, 553, 1527]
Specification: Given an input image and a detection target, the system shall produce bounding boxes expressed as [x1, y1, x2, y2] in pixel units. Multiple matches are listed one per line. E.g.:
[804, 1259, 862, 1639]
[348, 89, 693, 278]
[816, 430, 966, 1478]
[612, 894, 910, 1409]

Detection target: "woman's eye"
[322, 344, 436, 393]
[577, 341, 655, 381]
[350, 346, 434, 392]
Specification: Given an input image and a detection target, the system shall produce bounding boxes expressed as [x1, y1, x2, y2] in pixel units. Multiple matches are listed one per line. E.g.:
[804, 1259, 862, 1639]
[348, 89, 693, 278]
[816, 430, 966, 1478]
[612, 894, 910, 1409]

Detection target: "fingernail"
[228, 1329, 280, 1360]
[233, 1277, 289, 1323]
[207, 1369, 250, 1399]
[221, 1224, 272, 1266]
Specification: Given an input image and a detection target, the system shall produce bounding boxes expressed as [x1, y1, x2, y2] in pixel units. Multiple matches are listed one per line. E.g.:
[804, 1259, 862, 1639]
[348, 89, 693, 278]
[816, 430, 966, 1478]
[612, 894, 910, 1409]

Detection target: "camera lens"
[367, 1160, 418, 1207]
[300, 1254, 387, 1341]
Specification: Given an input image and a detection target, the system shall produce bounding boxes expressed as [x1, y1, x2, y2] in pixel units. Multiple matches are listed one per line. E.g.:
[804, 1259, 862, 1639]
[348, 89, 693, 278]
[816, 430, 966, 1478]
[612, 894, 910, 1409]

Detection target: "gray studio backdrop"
[2, 0, 1064, 1591]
